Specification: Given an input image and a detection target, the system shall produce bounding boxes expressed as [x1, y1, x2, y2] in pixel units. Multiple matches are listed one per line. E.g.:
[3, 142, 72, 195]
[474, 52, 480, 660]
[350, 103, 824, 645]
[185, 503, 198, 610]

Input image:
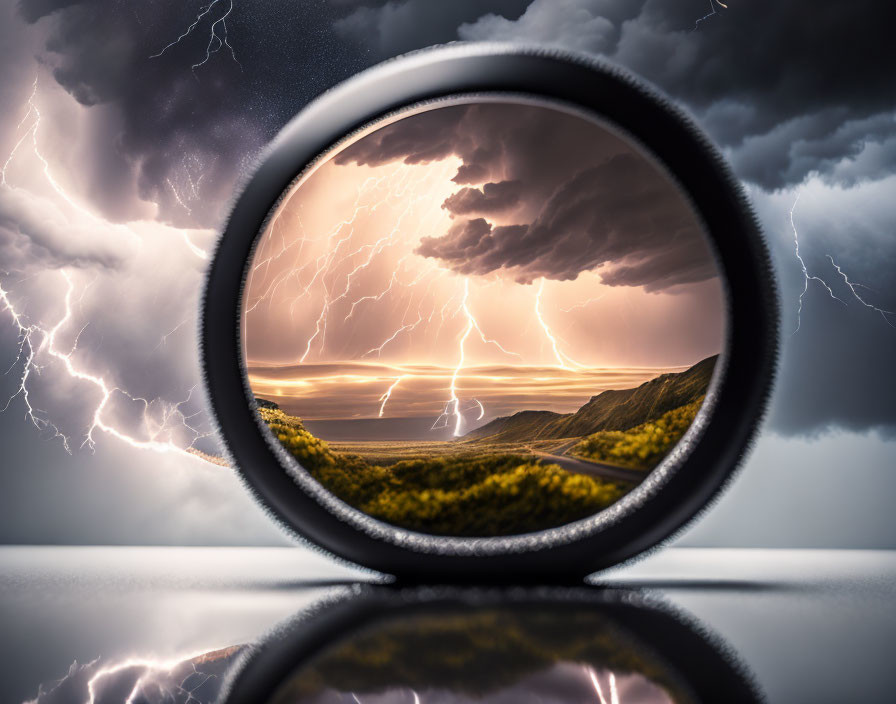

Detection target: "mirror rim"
[202, 43, 778, 580]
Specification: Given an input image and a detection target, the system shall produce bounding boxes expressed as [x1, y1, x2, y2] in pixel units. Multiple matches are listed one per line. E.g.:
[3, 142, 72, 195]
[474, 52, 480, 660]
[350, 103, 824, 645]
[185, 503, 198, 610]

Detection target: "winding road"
[527, 439, 647, 484]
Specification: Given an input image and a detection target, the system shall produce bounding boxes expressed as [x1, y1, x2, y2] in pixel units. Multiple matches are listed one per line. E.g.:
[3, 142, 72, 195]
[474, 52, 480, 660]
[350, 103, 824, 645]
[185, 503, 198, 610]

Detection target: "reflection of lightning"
[790, 193, 847, 335]
[1, 78, 216, 463]
[586, 666, 619, 704]
[826, 254, 896, 328]
[588, 666, 609, 704]
[535, 278, 582, 369]
[85, 648, 229, 704]
[378, 375, 406, 417]
[693, 0, 728, 31]
[149, 0, 241, 75]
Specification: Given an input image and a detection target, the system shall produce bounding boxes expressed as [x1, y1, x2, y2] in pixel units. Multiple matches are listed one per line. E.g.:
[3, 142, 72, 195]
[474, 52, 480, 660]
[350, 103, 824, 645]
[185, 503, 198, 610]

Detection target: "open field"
[259, 407, 633, 536]
[251, 356, 715, 535]
[328, 437, 573, 466]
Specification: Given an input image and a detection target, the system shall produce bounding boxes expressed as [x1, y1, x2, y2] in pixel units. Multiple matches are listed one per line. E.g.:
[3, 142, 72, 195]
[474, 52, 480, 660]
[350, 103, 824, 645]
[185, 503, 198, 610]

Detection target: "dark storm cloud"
[422, 155, 713, 288]
[460, 0, 896, 191]
[17, 0, 372, 228]
[340, 102, 715, 289]
[332, 0, 530, 58]
[442, 180, 522, 215]
[450, 3, 896, 436]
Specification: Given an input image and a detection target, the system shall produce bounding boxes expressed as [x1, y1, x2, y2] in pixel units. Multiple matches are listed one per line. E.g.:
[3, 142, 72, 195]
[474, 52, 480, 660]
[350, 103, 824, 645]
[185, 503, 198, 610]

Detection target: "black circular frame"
[201, 44, 778, 582]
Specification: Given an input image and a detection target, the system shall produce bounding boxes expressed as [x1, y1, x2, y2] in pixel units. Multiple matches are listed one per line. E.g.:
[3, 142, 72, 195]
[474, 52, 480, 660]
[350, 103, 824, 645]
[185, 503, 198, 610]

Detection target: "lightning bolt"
[149, 0, 242, 76]
[1, 76, 218, 464]
[790, 192, 848, 335]
[826, 254, 896, 328]
[378, 374, 406, 417]
[363, 313, 424, 358]
[534, 278, 583, 369]
[0, 279, 70, 450]
[560, 294, 606, 313]
[447, 279, 475, 436]
[693, 0, 728, 31]
[471, 397, 485, 420]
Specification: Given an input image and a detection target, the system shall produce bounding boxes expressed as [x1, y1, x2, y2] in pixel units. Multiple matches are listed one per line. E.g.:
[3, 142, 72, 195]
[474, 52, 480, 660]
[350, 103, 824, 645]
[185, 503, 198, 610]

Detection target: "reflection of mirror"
[223, 587, 762, 704]
[241, 97, 725, 538]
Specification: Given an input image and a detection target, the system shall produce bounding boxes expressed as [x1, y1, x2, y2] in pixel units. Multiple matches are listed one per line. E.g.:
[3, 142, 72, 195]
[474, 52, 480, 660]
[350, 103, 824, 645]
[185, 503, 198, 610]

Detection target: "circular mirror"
[202, 45, 777, 579]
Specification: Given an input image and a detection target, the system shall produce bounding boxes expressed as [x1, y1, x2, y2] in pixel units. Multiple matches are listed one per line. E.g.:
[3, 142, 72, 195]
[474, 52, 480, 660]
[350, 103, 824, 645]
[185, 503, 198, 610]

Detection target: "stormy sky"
[0, 0, 894, 548]
[244, 99, 724, 433]
[335, 102, 718, 288]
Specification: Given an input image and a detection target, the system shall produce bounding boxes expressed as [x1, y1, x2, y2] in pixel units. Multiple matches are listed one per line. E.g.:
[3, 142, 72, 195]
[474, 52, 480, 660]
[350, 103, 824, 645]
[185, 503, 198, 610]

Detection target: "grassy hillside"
[465, 354, 717, 443]
[260, 407, 630, 536]
[571, 396, 704, 470]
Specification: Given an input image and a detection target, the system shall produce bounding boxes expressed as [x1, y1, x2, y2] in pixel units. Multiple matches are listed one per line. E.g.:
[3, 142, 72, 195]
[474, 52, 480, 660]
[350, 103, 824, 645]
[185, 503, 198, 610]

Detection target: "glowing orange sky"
[243, 101, 725, 429]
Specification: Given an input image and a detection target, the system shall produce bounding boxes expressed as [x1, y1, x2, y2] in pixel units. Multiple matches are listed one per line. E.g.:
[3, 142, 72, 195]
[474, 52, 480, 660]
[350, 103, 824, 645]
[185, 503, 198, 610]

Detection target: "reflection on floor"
[3, 547, 896, 703]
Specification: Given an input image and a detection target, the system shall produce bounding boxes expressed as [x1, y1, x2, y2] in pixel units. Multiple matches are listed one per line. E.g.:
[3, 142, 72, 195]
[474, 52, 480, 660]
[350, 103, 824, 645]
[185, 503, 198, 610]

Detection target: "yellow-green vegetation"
[259, 407, 629, 536]
[570, 396, 704, 471]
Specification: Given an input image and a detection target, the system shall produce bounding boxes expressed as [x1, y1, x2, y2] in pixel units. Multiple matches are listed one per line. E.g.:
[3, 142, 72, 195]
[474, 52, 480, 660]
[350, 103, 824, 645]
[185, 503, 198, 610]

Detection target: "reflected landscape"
[19, 586, 760, 704]
[12, 545, 896, 704]
[226, 587, 760, 704]
[242, 98, 725, 537]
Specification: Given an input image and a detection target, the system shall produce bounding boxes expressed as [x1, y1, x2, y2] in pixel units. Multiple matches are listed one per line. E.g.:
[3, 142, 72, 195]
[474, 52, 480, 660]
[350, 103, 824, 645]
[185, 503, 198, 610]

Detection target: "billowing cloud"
[0, 187, 135, 271]
[333, 0, 530, 58]
[14, 0, 374, 229]
[459, 0, 896, 192]
[442, 180, 522, 215]
[340, 102, 716, 289]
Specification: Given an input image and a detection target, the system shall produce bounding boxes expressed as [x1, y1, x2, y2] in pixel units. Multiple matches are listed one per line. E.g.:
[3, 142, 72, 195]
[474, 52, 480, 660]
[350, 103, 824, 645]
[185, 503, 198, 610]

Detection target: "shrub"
[571, 396, 704, 470]
[257, 408, 629, 536]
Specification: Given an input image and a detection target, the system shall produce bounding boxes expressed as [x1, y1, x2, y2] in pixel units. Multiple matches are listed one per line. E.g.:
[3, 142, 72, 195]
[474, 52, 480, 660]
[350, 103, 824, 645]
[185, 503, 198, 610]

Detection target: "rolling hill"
[463, 354, 718, 443]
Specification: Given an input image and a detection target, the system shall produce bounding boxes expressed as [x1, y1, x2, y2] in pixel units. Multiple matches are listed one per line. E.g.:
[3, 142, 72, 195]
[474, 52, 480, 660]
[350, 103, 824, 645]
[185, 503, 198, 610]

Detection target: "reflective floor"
[2, 547, 895, 703]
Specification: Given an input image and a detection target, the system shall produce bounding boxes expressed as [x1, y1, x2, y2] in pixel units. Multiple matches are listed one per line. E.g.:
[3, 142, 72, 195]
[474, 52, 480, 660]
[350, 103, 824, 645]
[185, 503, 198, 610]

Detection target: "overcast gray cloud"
[460, 0, 896, 192]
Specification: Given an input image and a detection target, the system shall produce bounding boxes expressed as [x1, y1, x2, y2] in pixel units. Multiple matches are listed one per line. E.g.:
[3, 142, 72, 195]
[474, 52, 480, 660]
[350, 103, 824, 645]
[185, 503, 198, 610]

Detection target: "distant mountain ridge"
[463, 354, 718, 443]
